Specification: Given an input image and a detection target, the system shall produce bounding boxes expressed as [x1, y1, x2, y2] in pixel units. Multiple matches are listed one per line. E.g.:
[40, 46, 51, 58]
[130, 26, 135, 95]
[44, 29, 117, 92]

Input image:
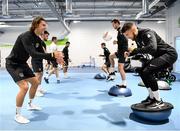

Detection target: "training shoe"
[57, 80, 60, 84]
[64, 75, 70, 79]
[14, 114, 30, 124]
[141, 96, 155, 105]
[38, 87, 47, 94]
[109, 72, 116, 76]
[27, 104, 42, 111]
[44, 77, 49, 84]
[147, 99, 164, 109]
[106, 72, 116, 81]
[35, 90, 44, 97]
[106, 75, 115, 81]
[106, 75, 110, 80]
[116, 85, 127, 88]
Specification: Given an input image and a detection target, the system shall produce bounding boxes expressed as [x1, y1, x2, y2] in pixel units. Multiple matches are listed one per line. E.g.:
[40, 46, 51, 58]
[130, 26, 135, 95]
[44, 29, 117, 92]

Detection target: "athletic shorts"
[31, 60, 43, 73]
[115, 52, 125, 63]
[51, 60, 58, 68]
[6, 62, 35, 83]
[104, 60, 110, 67]
[63, 59, 69, 67]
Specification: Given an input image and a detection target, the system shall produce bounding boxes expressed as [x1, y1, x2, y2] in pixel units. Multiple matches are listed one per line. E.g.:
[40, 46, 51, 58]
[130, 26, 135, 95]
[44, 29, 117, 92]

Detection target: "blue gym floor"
[0, 67, 180, 130]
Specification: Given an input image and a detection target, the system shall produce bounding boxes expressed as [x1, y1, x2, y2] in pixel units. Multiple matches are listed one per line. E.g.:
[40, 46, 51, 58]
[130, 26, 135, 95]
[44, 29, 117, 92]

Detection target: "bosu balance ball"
[94, 73, 106, 80]
[157, 80, 171, 90]
[138, 80, 171, 90]
[131, 102, 173, 121]
[108, 85, 132, 97]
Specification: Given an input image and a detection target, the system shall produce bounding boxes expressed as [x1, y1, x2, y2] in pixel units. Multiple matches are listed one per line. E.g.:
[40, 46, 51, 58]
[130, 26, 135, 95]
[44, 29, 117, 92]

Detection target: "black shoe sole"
[44, 78, 49, 84]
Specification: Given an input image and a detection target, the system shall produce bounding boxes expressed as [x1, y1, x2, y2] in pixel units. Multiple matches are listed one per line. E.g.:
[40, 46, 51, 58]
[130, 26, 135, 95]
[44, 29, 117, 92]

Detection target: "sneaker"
[64, 75, 70, 79]
[106, 75, 115, 81]
[116, 85, 127, 88]
[57, 80, 60, 84]
[109, 72, 116, 76]
[147, 99, 164, 109]
[38, 88, 47, 94]
[141, 96, 155, 105]
[14, 114, 30, 124]
[64, 73, 69, 79]
[106, 75, 110, 80]
[44, 77, 49, 84]
[35, 90, 44, 97]
[27, 104, 42, 111]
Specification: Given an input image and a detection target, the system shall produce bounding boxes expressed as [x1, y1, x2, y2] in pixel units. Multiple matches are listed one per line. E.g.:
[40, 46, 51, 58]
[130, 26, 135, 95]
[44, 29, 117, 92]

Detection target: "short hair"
[66, 41, 70, 44]
[101, 42, 106, 46]
[51, 36, 57, 41]
[44, 30, 49, 35]
[121, 22, 134, 33]
[29, 16, 46, 32]
[111, 19, 120, 24]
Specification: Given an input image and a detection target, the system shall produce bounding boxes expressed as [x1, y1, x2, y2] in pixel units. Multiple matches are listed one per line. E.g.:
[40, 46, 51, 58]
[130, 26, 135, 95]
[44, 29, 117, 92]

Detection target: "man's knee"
[29, 77, 40, 87]
[118, 63, 124, 69]
[18, 81, 29, 92]
[109, 53, 115, 59]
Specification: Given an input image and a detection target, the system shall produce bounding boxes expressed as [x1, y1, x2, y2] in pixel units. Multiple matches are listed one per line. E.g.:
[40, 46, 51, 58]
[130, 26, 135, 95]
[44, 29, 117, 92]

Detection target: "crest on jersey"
[147, 34, 151, 38]
[19, 72, 24, 77]
[35, 43, 39, 48]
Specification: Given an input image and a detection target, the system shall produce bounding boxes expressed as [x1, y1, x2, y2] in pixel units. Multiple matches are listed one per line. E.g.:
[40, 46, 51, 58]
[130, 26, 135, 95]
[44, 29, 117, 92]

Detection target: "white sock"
[16, 107, 21, 115]
[152, 90, 161, 101]
[121, 80, 127, 86]
[46, 75, 49, 79]
[64, 72, 67, 77]
[38, 85, 42, 90]
[147, 88, 154, 99]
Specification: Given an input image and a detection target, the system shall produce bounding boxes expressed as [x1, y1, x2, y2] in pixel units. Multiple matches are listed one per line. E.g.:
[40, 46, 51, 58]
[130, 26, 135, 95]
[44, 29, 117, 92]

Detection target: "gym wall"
[0, 21, 166, 68]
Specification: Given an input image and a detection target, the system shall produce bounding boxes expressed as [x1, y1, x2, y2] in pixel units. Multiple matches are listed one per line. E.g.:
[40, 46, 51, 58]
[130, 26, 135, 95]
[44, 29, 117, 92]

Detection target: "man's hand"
[54, 51, 64, 65]
[124, 51, 130, 58]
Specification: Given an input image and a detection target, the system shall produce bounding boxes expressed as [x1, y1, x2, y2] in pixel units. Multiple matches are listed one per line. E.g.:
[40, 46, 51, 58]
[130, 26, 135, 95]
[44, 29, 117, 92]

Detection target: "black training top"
[117, 27, 128, 54]
[6, 31, 53, 64]
[62, 46, 69, 60]
[103, 47, 110, 62]
[131, 28, 177, 63]
[31, 40, 46, 62]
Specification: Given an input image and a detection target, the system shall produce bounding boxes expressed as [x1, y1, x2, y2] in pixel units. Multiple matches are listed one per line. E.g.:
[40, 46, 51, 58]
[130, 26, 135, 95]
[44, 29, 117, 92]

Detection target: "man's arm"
[21, 34, 61, 61]
[131, 31, 157, 55]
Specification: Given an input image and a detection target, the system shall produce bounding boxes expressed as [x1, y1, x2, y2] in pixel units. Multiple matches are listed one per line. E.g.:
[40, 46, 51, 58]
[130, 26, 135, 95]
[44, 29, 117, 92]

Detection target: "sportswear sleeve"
[21, 34, 54, 60]
[118, 34, 128, 52]
[106, 48, 110, 55]
[131, 31, 157, 55]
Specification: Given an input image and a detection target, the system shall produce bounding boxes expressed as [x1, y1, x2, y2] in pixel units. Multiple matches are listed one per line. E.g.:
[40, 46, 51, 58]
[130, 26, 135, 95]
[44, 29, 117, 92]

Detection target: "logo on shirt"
[149, 64, 157, 67]
[147, 34, 151, 38]
[19, 73, 24, 77]
[35, 43, 39, 48]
